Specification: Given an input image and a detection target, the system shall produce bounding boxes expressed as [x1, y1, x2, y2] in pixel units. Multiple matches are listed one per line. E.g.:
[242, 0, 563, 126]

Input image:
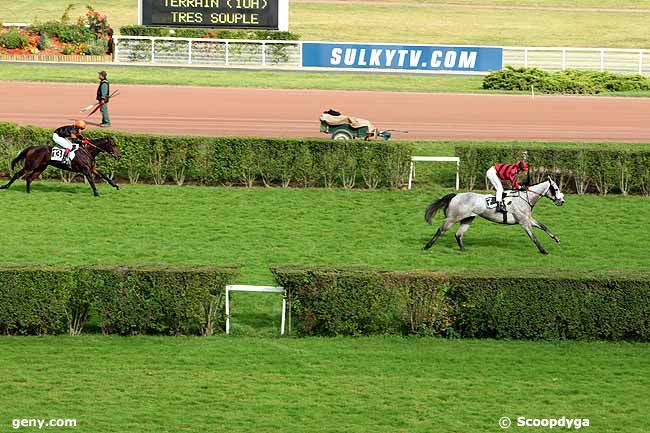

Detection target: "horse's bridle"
[520, 180, 553, 208]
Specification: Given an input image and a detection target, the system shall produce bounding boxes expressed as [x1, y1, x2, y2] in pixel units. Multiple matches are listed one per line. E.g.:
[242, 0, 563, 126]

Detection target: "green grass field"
[0, 181, 647, 284]
[5, 63, 650, 97]
[1, 336, 649, 433]
[2, 0, 650, 47]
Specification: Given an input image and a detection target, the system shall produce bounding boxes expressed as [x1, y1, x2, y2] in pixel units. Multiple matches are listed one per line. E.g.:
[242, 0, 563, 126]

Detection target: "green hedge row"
[119, 25, 300, 41]
[0, 122, 412, 189]
[455, 143, 650, 195]
[272, 267, 650, 341]
[483, 66, 650, 94]
[0, 265, 239, 336]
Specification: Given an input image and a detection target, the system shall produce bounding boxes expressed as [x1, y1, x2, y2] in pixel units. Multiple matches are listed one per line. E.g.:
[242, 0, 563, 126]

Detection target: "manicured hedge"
[0, 122, 412, 189]
[272, 267, 650, 341]
[120, 25, 300, 41]
[483, 66, 650, 94]
[448, 273, 650, 341]
[455, 142, 650, 195]
[0, 265, 239, 336]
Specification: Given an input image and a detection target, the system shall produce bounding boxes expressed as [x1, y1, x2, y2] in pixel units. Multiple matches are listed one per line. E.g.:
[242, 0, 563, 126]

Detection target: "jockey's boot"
[496, 201, 507, 213]
[63, 151, 72, 168]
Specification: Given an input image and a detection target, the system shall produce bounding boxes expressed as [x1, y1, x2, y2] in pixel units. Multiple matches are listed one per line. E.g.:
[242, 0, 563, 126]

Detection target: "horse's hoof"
[94, 193, 100, 197]
[555, 238, 561, 244]
[115, 185, 120, 190]
[0, 185, 7, 189]
[540, 250, 548, 255]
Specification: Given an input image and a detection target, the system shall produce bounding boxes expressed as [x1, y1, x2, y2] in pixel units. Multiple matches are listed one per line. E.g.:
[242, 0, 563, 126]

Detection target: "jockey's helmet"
[74, 120, 87, 129]
[518, 160, 528, 171]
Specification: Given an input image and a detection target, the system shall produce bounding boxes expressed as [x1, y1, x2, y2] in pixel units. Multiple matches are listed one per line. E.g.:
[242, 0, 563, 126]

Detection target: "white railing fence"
[114, 35, 301, 67]
[114, 36, 650, 76]
[503, 47, 649, 75]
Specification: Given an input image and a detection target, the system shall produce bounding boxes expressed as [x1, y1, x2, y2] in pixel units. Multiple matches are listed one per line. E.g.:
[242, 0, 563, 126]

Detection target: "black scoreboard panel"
[141, 0, 279, 29]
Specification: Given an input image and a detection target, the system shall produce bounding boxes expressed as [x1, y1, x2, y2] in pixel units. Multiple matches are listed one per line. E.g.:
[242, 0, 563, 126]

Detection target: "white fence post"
[524, 47, 528, 67]
[600, 49, 605, 71]
[225, 41, 229, 66]
[562, 48, 566, 70]
[188, 40, 192, 64]
[262, 42, 266, 66]
[640, 50, 644, 74]
[151, 38, 155, 63]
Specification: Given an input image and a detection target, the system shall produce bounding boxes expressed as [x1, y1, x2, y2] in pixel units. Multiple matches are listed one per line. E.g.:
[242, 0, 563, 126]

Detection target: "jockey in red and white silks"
[486, 160, 528, 212]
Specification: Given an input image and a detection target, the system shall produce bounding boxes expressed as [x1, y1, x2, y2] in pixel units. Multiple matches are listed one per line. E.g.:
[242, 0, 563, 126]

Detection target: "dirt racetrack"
[1, 81, 650, 142]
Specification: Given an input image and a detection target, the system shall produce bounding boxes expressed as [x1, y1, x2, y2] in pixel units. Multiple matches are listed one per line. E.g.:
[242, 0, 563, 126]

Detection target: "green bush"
[272, 266, 452, 336]
[0, 265, 239, 336]
[92, 265, 239, 336]
[0, 30, 29, 49]
[448, 273, 650, 341]
[483, 66, 650, 94]
[30, 22, 95, 44]
[119, 25, 300, 40]
[455, 142, 650, 195]
[81, 39, 107, 55]
[273, 267, 650, 341]
[0, 122, 413, 189]
[37, 33, 53, 50]
[0, 267, 76, 335]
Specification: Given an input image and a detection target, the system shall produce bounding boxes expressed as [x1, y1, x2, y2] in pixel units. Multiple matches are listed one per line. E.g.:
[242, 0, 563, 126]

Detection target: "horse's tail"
[11, 148, 30, 170]
[424, 193, 456, 225]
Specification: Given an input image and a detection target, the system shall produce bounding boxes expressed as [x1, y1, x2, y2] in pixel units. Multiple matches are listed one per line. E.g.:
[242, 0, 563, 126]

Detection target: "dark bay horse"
[1, 136, 121, 196]
[423, 176, 565, 254]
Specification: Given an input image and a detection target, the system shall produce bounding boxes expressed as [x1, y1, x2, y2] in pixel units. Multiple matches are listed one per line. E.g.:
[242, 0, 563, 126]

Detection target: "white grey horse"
[423, 176, 565, 254]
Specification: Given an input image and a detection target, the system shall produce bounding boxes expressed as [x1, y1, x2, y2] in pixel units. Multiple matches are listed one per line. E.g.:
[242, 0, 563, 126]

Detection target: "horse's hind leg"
[455, 216, 475, 251]
[0, 168, 26, 190]
[423, 218, 455, 250]
[25, 168, 45, 193]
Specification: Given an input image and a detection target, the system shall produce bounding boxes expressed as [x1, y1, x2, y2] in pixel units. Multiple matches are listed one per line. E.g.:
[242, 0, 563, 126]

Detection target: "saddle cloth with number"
[485, 190, 520, 208]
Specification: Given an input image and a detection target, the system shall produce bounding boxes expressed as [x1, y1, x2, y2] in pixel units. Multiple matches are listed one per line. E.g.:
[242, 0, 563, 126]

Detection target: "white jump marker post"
[225, 285, 287, 335]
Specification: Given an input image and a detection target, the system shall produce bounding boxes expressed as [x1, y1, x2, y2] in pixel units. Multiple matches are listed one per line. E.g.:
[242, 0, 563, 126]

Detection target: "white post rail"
[408, 156, 460, 190]
[188, 40, 192, 64]
[225, 41, 229, 66]
[151, 38, 155, 63]
[600, 49, 605, 72]
[640, 50, 644, 74]
[262, 42, 266, 66]
[225, 285, 287, 335]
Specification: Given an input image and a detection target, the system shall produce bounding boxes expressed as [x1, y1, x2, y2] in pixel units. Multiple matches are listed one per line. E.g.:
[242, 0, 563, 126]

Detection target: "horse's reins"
[520, 181, 551, 209]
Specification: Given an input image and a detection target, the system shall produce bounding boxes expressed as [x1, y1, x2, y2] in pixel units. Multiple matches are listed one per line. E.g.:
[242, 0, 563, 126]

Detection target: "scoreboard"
[139, 0, 288, 30]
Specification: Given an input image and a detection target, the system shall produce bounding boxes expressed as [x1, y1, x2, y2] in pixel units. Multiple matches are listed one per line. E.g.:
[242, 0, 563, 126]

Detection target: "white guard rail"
[503, 47, 650, 75]
[113, 36, 650, 76]
[114, 35, 301, 67]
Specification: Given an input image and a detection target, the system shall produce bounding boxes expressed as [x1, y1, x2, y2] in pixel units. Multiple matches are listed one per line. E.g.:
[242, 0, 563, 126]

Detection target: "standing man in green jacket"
[97, 70, 111, 127]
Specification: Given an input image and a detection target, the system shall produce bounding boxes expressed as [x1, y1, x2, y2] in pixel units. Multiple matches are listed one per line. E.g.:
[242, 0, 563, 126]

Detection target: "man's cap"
[98, 70, 107, 76]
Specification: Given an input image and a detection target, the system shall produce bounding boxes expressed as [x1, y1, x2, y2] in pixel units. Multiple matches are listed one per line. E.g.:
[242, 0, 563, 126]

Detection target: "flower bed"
[0, 6, 111, 59]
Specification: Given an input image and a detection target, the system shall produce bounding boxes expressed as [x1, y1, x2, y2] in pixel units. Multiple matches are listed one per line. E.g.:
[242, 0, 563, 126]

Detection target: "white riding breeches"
[52, 133, 77, 160]
[486, 166, 504, 202]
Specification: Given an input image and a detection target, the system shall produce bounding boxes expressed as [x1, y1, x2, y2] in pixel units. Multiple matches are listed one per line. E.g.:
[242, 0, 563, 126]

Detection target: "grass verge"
[0, 336, 648, 433]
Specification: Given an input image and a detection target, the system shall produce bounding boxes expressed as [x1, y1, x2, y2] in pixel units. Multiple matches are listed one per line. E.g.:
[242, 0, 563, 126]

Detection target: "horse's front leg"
[520, 221, 548, 254]
[531, 219, 560, 244]
[92, 168, 119, 190]
[82, 169, 100, 197]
